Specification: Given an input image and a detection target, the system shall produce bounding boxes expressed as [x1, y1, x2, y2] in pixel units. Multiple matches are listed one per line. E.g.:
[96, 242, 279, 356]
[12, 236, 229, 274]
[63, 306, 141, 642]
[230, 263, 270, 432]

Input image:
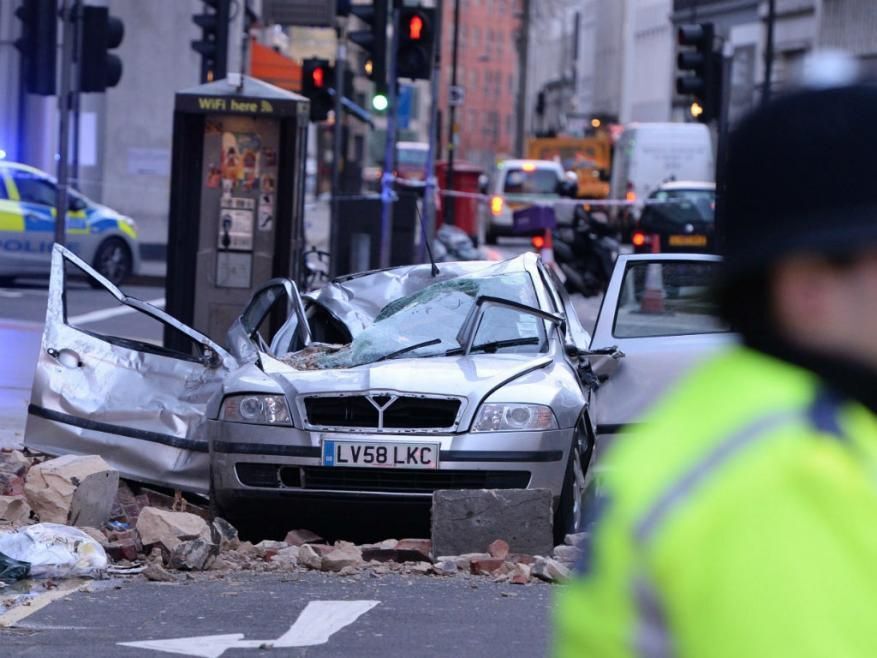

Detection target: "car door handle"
[47, 348, 82, 368]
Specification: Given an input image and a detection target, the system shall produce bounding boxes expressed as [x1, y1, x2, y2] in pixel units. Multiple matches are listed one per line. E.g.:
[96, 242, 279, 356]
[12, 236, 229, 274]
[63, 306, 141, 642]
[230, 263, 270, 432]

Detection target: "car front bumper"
[209, 420, 573, 509]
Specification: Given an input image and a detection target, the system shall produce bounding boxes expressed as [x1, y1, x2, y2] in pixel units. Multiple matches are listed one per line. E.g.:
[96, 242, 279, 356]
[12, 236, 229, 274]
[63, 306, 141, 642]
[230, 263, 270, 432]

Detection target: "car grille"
[235, 463, 530, 494]
[303, 395, 461, 431]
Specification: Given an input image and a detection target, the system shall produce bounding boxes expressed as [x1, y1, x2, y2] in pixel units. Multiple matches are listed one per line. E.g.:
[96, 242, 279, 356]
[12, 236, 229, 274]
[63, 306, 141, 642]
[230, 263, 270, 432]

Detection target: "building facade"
[438, 0, 522, 169]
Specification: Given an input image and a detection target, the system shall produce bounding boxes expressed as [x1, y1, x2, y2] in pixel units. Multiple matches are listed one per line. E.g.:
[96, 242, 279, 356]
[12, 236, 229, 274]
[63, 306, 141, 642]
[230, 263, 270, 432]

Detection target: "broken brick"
[470, 557, 506, 575]
[488, 539, 510, 560]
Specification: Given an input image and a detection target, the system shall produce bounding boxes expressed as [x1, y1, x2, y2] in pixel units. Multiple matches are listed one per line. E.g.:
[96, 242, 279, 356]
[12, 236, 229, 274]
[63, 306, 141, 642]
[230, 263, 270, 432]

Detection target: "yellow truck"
[525, 136, 611, 199]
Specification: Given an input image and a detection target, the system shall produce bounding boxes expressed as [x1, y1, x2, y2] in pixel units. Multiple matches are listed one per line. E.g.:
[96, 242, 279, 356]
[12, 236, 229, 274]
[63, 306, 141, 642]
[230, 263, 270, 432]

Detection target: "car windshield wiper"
[373, 338, 442, 363]
[445, 337, 540, 355]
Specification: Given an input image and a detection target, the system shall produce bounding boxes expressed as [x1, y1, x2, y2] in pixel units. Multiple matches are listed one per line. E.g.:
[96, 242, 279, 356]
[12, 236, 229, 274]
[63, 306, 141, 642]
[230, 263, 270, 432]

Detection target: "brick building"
[438, 0, 522, 170]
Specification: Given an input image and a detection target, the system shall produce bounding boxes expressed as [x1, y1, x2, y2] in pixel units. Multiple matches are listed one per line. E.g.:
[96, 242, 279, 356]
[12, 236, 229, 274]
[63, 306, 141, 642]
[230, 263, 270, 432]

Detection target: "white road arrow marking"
[273, 600, 379, 647]
[117, 600, 380, 657]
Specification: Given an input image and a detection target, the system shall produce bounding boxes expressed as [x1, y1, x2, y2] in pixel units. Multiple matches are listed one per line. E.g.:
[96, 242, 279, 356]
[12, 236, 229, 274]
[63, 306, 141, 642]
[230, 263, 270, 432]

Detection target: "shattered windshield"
[288, 272, 546, 370]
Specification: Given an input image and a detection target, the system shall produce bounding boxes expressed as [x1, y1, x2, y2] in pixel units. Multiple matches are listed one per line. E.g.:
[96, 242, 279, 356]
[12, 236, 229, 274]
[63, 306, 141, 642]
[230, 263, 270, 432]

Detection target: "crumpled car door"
[226, 278, 311, 363]
[588, 254, 736, 456]
[24, 244, 236, 494]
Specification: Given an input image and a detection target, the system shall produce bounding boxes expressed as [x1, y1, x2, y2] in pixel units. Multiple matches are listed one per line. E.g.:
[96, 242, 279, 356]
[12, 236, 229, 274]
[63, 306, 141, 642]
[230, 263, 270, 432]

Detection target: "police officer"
[554, 82, 877, 657]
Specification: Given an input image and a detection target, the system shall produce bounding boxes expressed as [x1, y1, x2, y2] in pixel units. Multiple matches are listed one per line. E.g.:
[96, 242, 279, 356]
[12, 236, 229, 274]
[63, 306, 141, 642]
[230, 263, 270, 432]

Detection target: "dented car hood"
[260, 351, 552, 427]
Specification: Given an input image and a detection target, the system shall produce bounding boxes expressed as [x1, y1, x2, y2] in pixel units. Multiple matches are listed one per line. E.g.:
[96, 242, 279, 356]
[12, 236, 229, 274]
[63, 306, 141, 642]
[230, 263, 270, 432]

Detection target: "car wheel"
[91, 238, 132, 287]
[485, 229, 498, 245]
[554, 442, 587, 545]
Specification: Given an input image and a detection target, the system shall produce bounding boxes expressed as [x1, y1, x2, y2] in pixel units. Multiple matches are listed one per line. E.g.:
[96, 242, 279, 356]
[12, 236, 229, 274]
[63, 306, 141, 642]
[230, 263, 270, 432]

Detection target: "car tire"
[485, 228, 498, 245]
[554, 441, 587, 545]
[91, 237, 132, 287]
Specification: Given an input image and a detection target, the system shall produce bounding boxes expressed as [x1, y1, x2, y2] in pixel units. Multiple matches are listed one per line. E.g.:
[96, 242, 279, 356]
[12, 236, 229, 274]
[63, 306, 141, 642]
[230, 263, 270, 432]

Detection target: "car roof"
[653, 180, 716, 192]
[310, 253, 542, 337]
[0, 161, 49, 178]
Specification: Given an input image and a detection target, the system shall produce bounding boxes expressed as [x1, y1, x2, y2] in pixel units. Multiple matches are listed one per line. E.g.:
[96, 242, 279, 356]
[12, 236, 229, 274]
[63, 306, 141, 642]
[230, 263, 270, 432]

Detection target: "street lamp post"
[444, 0, 461, 225]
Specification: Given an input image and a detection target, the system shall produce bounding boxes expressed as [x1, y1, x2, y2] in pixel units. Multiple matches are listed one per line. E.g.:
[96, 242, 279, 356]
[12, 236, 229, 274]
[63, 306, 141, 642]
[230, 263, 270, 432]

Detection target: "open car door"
[24, 245, 237, 493]
[588, 254, 736, 455]
[226, 278, 311, 364]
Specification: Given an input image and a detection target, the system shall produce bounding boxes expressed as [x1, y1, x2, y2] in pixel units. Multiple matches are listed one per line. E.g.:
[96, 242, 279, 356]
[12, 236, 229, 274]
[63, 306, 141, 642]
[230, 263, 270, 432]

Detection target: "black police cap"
[722, 84, 877, 278]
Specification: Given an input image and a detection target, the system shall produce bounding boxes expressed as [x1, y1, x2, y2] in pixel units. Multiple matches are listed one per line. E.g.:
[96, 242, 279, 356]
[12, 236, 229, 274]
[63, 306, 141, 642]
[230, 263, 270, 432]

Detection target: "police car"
[0, 161, 140, 285]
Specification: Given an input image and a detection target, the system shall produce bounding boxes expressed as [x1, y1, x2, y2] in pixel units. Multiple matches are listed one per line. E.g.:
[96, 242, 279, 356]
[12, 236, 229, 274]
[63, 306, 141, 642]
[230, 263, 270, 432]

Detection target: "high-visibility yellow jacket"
[554, 347, 877, 658]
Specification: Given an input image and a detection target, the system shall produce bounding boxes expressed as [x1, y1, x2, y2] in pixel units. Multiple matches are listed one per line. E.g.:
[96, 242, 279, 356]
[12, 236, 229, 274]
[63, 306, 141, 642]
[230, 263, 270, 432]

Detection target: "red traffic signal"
[407, 14, 424, 40]
[312, 65, 325, 89]
[397, 6, 434, 80]
[302, 58, 334, 122]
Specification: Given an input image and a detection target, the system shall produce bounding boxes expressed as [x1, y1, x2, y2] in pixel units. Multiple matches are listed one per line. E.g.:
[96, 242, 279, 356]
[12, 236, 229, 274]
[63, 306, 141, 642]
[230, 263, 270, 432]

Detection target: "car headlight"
[221, 394, 292, 426]
[472, 403, 558, 432]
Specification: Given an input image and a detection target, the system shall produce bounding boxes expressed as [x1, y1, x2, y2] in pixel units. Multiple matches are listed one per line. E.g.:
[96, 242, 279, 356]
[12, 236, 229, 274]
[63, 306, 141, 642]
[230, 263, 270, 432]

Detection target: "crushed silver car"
[24, 245, 731, 541]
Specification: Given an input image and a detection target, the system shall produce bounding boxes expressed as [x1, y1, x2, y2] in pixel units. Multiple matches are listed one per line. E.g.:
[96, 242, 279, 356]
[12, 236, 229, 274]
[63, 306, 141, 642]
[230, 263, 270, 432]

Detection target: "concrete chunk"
[135, 507, 211, 552]
[24, 455, 118, 527]
[431, 489, 554, 558]
[0, 495, 31, 524]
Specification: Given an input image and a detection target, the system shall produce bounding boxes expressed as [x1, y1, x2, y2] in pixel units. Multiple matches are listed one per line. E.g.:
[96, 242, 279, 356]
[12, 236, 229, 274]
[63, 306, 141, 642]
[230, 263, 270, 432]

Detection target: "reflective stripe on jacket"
[554, 347, 877, 658]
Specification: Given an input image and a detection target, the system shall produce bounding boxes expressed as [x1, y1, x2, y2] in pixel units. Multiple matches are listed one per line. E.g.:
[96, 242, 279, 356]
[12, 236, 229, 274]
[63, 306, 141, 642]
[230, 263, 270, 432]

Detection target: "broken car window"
[64, 262, 204, 361]
[286, 272, 545, 369]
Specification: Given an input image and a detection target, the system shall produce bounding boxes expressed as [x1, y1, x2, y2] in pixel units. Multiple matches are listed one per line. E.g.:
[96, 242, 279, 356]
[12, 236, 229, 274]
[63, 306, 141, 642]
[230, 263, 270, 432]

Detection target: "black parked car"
[632, 181, 715, 253]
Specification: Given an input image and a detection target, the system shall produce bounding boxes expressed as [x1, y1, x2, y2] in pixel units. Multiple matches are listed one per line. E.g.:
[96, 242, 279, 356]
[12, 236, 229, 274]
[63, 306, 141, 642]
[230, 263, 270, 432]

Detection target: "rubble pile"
[0, 449, 585, 586]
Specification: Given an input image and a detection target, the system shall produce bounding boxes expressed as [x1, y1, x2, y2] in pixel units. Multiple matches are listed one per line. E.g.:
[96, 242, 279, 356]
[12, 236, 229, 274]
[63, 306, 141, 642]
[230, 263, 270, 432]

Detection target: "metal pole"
[421, 0, 444, 260]
[379, 8, 401, 268]
[514, 0, 530, 156]
[714, 43, 733, 252]
[761, 0, 776, 105]
[330, 22, 346, 276]
[71, 0, 83, 190]
[55, 0, 75, 246]
[444, 0, 461, 225]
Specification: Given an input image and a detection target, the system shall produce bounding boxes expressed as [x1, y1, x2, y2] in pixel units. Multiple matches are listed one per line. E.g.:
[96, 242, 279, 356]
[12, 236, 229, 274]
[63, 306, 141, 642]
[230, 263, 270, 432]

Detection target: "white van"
[484, 159, 572, 244]
[610, 123, 714, 235]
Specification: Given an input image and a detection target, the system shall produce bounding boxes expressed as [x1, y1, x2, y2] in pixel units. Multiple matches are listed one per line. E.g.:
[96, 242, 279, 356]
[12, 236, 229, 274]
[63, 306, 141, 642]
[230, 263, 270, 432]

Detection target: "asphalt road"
[0, 277, 166, 344]
[0, 572, 554, 658]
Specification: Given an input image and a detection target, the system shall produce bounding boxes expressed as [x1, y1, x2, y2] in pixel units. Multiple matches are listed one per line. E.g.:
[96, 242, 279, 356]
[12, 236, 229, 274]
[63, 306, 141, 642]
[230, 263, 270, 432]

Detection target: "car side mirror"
[569, 345, 625, 380]
[68, 196, 86, 212]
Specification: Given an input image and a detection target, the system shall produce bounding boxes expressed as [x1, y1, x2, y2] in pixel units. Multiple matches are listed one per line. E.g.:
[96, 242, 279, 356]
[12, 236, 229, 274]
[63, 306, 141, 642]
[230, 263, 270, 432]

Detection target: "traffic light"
[191, 0, 230, 83]
[14, 0, 57, 96]
[302, 58, 333, 122]
[397, 6, 435, 81]
[349, 0, 389, 96]
[676, 23, 721, 123]
[79, 6, 125, 93]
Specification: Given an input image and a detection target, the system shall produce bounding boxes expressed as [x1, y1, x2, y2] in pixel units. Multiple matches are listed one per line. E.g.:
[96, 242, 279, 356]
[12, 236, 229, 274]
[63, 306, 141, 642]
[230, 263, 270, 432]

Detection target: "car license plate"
[668, 234, 707, 247]
[322, 439, 440, 470]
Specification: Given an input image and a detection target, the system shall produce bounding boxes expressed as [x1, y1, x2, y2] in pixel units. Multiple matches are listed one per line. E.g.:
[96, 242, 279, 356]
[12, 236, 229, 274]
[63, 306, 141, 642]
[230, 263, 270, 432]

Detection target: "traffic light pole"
[714, 43, 733, 252]
[379, 8, 401, 269]
[329, 23, 346, 277]
[55, 0, 75, 246]
[71, 0, 83, 189]
[421, 0, 443, 258]
[444, 0, 461, 225]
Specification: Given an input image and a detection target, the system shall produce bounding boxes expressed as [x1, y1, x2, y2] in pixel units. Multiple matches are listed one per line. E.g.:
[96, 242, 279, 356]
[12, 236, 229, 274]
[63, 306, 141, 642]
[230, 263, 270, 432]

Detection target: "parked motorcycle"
[551, 205, 620, 297]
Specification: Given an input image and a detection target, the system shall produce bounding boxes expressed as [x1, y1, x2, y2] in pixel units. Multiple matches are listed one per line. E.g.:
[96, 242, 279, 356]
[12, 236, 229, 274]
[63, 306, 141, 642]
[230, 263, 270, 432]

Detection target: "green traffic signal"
[372, 93, 388, 111]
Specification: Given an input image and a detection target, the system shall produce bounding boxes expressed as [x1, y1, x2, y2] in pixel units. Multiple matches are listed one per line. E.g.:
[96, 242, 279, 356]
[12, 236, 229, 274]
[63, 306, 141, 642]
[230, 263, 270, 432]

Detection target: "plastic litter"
[0, 551, 30, 582]
[0, 523, 107, 579]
